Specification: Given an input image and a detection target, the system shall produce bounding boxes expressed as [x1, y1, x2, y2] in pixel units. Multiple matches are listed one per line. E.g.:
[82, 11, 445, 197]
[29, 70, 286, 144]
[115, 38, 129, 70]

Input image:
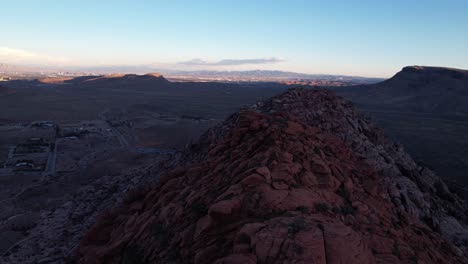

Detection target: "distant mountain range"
[163, 69, 384, 83]
[0, 62, 384, 84]
[172, 69, 324, 78]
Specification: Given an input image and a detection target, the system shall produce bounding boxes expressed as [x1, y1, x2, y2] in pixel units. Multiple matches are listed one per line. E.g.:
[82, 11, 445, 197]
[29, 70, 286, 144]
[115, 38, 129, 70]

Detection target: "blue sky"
[1, 0, 467, 77]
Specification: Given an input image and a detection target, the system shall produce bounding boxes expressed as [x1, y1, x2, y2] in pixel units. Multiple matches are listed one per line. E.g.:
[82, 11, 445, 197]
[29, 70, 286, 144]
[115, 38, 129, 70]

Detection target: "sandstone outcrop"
[70, 89, 468, 263]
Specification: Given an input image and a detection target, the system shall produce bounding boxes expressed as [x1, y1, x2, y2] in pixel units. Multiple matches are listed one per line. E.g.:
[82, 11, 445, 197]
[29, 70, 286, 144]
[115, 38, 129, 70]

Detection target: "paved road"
[7, 146, 14, 159]
[45, 143, 57, 176]
[99, 110, 130, 148]
[110, 127, 130, 147]
[134, 147, 176, 155]
[98, 109, 178, 155]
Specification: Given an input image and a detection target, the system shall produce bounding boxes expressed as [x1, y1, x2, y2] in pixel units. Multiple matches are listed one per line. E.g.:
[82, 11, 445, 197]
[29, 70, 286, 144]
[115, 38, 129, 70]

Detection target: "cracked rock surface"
[70, 89, 468, 263]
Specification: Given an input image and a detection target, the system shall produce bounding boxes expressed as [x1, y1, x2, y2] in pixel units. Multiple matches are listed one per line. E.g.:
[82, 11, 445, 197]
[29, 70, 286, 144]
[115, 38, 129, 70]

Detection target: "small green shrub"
[121, 245, 147, 264]
[294, 244, 304, 255]
[152, 222, 171, 247]
[314, 203, 329, 213]
[288, 219, 306, 237]
[296, 206, 309, 213]
[340, 203, 356, 215]
[392, 242, 401, 259]
[332, 206, 341, 214]
[190, 202, 208, 218]
[337, 184, 350, 201]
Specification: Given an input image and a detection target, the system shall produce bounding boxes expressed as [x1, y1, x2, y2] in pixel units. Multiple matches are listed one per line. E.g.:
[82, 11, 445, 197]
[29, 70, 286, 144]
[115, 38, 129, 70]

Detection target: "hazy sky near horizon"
[1, 0, 467, 77]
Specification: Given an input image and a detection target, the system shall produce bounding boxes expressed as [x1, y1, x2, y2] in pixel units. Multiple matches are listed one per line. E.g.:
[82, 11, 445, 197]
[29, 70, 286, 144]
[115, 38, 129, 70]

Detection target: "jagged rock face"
[252, 89, 468, 244]
[70, 89, 468, 263]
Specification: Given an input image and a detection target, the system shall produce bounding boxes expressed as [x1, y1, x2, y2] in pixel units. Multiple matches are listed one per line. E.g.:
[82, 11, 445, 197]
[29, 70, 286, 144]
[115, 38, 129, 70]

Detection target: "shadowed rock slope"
[70, 89, 468, 263]
[333, 66, 468, 115]
[330, 66, 468, 200]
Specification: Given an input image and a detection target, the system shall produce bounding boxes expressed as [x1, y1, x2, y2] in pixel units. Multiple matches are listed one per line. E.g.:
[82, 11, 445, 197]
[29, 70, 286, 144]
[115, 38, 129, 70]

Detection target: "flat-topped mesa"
[386, 65, 468, 84]
[401, 65, 468, 75]
[70, 88, 468, 264]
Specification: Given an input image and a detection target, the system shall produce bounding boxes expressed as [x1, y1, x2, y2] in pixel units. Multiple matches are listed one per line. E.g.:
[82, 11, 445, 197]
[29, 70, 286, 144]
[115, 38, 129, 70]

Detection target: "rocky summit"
[70, 89, 468, 263]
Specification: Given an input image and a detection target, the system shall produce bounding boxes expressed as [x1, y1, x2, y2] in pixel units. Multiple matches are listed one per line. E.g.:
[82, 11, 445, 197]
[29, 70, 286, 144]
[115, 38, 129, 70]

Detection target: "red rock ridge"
[69, 89, 468, 263]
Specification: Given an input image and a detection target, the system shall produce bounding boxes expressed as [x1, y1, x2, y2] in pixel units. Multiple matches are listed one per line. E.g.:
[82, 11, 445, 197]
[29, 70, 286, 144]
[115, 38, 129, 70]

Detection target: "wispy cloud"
[0, 47, 69, 65]
[179, 57, 285, 66]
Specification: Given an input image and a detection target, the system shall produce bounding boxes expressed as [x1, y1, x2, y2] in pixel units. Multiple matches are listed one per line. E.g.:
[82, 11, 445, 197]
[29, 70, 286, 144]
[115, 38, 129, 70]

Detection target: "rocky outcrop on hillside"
[253, 89, 468, 239]
[70, 88, 468, 263]
[0, 154, 179, 264]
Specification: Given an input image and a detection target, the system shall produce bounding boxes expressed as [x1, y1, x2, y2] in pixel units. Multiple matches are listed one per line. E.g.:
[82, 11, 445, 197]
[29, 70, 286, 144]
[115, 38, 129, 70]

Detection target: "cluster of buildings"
[11, 138, 52, 171]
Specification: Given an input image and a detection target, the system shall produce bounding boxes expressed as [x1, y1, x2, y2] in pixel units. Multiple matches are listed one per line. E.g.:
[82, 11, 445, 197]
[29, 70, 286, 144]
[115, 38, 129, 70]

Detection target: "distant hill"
[32, 73, 170, 87]
[80, 73, 169, 85]
[333, 66, 468, 116]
